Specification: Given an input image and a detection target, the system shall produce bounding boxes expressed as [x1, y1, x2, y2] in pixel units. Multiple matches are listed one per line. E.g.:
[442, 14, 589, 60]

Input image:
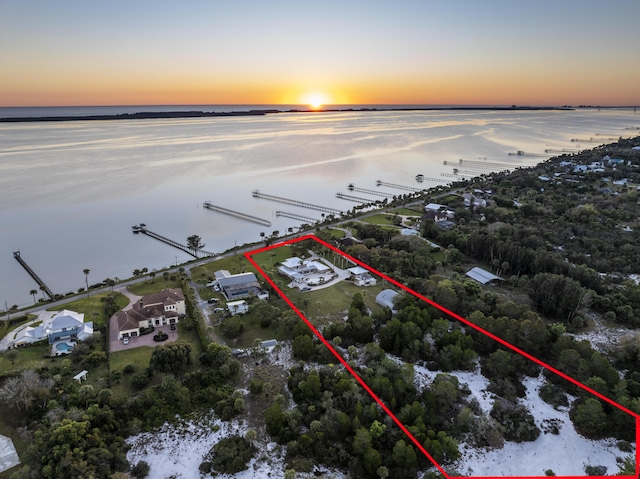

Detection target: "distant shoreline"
[0, 106, 575, 123]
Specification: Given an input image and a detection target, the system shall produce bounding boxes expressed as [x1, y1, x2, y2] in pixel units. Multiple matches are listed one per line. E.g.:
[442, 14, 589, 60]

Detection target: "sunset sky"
[1, 0, 639, 107]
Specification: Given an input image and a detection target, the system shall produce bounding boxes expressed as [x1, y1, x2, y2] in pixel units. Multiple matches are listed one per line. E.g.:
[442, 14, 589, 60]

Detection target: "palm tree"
[149, 271, 156, 283]
[30, 289, 38, 304]
[83, 268, 90, 297]
[39, 284, 47, 301]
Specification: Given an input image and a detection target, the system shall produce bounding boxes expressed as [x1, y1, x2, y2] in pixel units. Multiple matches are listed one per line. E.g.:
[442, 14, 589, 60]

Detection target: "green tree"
[292, 335, 315, 360]
[150, 341, 192, 374]
[187, 235, 205, 252]
[83, 268, 90, 297]
[30, 289, 38, 304]
[572, 398, 608, 438]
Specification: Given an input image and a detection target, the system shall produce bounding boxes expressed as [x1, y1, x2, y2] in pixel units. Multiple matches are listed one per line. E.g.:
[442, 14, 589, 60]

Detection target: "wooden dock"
[132, 224, 215, 258]
[347, 184, 394, 198]
[375, 180, 423, 192]
[203, 202, 271, 226]
[275, 210, 319, 224]
[336, 192, 374, 203]
[13, 251, 54, 300]
[252, 190, 342, 215]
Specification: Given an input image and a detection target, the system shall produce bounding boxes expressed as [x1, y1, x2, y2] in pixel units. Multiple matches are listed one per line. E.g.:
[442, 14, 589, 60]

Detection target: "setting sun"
[304, 92, 329, 109]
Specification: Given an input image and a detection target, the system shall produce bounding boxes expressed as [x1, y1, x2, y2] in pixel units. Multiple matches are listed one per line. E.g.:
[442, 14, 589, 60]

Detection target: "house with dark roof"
[214, 271, 269, 300]
[116, 288, 185, 339]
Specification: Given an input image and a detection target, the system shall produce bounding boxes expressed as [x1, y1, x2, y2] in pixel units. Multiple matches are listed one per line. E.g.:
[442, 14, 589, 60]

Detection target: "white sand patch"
[126, 413, 286, 479]
[570, 312, 633, 354]
[413, 362, 494, 414]
[452, 374, 633, 476]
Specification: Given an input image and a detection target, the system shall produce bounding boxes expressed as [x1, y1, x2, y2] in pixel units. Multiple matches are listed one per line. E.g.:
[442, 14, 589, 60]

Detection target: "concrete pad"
[0, 435, 20, 473]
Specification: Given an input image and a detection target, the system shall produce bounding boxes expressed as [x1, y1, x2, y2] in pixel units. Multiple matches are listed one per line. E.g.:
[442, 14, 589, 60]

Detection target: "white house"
[348, 266, 377, 286]
[227, 300, 249, 316]
[278, 257, 330, 278]
[14, 309, 93, 346]
[116, 288, 185, 339]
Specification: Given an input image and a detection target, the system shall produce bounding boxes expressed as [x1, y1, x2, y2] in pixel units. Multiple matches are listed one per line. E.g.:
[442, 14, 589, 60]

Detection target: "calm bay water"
[1, 107, 639, 308]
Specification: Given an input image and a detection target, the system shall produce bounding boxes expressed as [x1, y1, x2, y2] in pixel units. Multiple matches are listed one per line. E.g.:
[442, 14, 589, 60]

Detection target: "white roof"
[348, 266, 369, 275]
[376, 289, 399, 311]
[425, 203, 446, 211]
[282, 257, 304, 268]
[466, 267, 503, 284]
[227, 300, 247, 307]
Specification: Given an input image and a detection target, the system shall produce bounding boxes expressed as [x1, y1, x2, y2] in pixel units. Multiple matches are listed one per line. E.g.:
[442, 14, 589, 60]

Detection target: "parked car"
[170, 324, 177, 330]
[207, 298, 218, 304]
[123, 337, 129, 345]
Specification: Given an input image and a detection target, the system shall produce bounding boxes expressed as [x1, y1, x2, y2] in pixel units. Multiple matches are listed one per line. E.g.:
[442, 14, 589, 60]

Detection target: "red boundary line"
[245, 234, 639, 479]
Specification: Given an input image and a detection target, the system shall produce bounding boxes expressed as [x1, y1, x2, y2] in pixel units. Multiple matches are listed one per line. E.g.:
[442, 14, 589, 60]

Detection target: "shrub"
[131, 460, 150, 478]
[153, 331, 168, 342]
[490, 400, 540, 442]
[123, 363, 136, 374]
[207, 436, 255, 474]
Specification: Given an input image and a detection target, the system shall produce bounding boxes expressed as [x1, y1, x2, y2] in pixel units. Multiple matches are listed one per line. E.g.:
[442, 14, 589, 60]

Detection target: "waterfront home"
[116, 288, 185, 339]
[14, 309, 93, 347]
[213, 270, 269, 300]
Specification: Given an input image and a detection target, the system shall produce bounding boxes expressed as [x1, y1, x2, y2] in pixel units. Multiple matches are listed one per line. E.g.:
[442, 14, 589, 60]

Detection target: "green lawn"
[49, 292, 129, 329]
[0, 314, 36, 341]
[391, 206, 424, 216]
[361, 214, 400, 226]
[127, 278, 183, 296]
[0, 344, 49, 375]
[323, 227, 346, 239]
[190, 255, 260, 285]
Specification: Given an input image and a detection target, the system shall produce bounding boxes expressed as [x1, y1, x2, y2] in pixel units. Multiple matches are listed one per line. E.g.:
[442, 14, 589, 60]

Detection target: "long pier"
[203, 202, 271, 227]
[132, 224, 215, 258]
[252, 190, 342, 215]
[347, 184, 394, 198]
[336, 192, 374, 203]
[275, 210, 319, 224]
[375, 180, 423, 192]
[414, 175, 451, 184]
[445, 159, 518, 170]
[13, 251, 54, 300]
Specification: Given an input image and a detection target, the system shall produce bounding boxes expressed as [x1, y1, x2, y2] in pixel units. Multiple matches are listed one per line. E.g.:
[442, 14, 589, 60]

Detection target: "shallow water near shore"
[1, 107, 639, 307]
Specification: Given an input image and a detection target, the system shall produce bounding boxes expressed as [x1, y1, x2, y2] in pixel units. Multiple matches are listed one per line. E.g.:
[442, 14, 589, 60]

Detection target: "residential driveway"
[109, 324, 179, 353]
[0, 309, 59, 351]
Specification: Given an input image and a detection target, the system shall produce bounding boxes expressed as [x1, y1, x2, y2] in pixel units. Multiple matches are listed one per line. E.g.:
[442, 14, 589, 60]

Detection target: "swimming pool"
[55, 342, 72, 352]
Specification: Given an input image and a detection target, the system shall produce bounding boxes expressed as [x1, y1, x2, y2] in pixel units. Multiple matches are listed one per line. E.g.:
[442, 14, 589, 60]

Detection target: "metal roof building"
[375, 289, 399, 312]
[465, 267, 503, 285]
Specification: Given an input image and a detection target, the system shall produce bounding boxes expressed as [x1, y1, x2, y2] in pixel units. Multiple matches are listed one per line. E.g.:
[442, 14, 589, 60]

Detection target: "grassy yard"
[127, 278, 183, 296]
[0, 314, 36, 341]
[361, 213, 400, 226]
[391, 206, 424, 216]
[0, 344, 49, 375]
[190, 254, 261, 285]
[49, 292, 129, 329]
